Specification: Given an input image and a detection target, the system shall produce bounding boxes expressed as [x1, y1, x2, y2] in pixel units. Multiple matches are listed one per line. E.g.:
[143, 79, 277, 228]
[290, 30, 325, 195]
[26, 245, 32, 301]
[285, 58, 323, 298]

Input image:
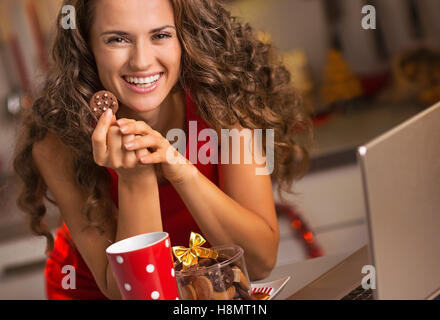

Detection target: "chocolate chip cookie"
[89, 90, 119, 118]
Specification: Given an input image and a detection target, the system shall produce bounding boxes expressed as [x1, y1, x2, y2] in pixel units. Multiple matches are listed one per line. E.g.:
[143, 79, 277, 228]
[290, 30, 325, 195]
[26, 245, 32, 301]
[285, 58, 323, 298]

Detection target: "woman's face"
[90, 0, 181, 113]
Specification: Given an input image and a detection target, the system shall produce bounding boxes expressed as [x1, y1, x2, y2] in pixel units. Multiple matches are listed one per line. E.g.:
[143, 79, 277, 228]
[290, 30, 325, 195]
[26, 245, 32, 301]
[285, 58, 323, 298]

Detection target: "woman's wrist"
[117, 167, 158, 189]
[168, 161, 199, 187]
[116, 167, 162, 241]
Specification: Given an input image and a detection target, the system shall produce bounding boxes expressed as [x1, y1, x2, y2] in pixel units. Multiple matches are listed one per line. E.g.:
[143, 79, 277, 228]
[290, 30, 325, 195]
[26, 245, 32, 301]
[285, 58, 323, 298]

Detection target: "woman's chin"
[120, 97, 163, 113]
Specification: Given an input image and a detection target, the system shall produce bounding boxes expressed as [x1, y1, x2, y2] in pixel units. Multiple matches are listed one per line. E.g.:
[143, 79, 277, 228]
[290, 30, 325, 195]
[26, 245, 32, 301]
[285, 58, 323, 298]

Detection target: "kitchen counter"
[309, 100, 424, 172]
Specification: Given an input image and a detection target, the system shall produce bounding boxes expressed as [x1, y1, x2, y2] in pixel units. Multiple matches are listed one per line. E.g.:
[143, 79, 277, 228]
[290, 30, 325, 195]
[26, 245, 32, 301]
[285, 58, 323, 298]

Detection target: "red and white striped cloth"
[252, 287, 273, 296]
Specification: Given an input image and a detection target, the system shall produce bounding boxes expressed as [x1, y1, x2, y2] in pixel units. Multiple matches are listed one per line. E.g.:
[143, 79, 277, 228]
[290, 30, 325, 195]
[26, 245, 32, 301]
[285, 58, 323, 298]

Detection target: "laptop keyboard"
[341, 285, 374, 300]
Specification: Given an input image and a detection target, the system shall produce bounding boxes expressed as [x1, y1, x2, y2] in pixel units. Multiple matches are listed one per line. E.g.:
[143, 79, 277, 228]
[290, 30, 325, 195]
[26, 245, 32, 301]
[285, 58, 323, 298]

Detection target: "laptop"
[288, 101, 440, 300]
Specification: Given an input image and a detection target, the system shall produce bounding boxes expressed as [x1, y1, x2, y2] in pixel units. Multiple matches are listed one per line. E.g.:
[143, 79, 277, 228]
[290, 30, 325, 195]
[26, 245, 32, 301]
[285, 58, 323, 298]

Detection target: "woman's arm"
[116, 173, 162, 241]
[33, 132, 123, 299]
[92, 111, 163, 243]
[33, 112, 163, 299]
[171, 132, 279, 280]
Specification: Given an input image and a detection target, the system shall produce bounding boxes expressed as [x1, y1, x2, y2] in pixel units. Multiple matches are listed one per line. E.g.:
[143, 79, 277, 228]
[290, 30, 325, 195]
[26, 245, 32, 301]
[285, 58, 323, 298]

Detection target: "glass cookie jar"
[175, 245, 254, 300]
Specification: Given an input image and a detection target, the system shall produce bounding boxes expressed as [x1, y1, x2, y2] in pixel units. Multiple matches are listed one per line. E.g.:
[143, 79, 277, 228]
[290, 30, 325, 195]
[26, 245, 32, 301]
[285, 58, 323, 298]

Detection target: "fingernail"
[120, 126, 127, 133]
[125, 142, 134, 149]
[105, 108, 113, 119]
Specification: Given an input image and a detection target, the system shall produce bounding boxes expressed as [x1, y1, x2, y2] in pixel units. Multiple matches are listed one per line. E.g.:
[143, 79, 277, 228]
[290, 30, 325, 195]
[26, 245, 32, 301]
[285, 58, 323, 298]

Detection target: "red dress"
[44, 94, 219, 299]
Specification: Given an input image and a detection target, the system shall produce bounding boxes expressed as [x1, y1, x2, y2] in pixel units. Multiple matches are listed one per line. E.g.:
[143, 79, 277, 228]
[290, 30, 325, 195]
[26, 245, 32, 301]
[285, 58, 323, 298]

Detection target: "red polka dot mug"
[106, 232, 179, 300]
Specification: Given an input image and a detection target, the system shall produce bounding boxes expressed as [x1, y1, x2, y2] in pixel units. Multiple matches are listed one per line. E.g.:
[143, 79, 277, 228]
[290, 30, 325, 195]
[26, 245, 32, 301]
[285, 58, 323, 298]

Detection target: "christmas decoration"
[257, 30, 272, 45]
[275, 204, 324, 259]
[172, 232, 218, 269]
[320, 49, 364, 108]
[393, 47, 440, 106]
[283, 49, 316, 115]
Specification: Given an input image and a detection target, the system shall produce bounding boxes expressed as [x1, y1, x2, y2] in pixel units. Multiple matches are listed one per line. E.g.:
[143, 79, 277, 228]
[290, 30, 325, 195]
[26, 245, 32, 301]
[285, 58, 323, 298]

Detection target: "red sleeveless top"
[44, 94, 219, 300]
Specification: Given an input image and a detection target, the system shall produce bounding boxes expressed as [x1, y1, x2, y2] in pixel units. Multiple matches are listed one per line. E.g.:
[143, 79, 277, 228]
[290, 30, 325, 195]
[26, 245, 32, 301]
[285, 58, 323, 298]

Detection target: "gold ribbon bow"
[172, 232, 218, 269]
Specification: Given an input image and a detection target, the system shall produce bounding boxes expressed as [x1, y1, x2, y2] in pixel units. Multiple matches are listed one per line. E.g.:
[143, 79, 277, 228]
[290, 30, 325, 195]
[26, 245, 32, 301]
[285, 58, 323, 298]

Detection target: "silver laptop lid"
[357, 102, 440, 300]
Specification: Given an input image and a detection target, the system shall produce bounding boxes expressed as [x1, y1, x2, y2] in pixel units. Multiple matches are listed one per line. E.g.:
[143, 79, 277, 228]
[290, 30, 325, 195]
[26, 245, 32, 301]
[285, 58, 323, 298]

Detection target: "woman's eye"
[153, 33, 171, 40]
[107, 37, 127, 44]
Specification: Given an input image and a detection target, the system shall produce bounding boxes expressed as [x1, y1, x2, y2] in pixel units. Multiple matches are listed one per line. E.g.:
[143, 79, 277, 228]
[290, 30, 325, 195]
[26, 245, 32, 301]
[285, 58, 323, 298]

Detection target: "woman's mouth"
[122, 72, 164, 93]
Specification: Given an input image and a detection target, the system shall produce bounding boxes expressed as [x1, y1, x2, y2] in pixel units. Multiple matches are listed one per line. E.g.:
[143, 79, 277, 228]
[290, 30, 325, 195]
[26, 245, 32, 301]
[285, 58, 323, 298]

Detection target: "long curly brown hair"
[13, 0, 314, 254]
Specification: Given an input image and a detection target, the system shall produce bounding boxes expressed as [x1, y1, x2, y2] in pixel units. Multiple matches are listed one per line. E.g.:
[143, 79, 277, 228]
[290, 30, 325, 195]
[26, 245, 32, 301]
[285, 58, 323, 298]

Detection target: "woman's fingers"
[121, 131, 136, 146]
[132, 133, 152, 165]
[118, 120, 160, 137]
[106, 126, 125, 167]
[121, 133, 138, 168]
[122, 133, 166, 165]
[116, 118, 136, 156]
[139, 152, 163, 164]
[116, 118, 136, 126]
[91, 109, 114, 165]
[92, 113, 158, 169]
[123, 134, 162, 151]
[135, 147, 150, 163]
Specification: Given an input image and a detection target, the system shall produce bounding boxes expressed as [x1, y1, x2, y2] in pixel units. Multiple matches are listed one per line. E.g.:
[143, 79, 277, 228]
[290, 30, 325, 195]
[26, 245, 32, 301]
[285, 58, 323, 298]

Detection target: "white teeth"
[125, 74, 161, 86]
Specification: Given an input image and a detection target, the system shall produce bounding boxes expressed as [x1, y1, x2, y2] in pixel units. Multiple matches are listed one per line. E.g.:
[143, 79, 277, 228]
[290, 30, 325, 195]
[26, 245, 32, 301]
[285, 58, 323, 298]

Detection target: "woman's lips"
[122, 72, 163, 94]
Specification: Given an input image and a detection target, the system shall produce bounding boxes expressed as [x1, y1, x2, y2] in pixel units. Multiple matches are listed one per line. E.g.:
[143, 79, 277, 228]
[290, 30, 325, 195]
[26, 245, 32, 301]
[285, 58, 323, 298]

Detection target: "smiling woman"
[12, 0, 313, 300]
[90, 0, 182, 119]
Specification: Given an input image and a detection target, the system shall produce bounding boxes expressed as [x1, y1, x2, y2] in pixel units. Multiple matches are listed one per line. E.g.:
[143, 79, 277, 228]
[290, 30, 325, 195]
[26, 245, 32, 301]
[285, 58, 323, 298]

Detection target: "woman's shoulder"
[32, 131, 74, 176]
[33, 131, 69, 158]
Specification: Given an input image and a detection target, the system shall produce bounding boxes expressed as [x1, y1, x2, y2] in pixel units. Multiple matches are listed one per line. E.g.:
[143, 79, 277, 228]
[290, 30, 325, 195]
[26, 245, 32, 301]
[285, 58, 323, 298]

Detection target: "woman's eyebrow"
[100, 30, 129, 37]
[149, 25, 176, 33]
[100, 25, 175, 37]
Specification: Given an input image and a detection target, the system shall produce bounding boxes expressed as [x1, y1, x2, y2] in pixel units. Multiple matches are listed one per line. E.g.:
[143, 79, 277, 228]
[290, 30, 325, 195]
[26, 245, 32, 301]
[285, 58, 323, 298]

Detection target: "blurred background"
[0, 0, 439, 299]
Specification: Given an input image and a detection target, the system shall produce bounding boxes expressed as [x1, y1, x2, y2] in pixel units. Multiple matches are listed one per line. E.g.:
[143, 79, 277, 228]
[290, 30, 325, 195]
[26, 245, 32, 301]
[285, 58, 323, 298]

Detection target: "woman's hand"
[91, 109, 156, 183]
[116, 118, 198, 185]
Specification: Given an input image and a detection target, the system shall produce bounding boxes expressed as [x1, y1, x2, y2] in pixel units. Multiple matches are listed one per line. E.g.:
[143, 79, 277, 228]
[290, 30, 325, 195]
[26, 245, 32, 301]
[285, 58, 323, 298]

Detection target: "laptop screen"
[357, 102, 440, 300]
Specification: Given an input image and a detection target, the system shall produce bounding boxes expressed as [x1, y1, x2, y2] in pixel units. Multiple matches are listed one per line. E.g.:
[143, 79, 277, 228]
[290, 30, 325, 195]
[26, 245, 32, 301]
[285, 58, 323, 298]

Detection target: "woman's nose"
[129, 40, 153, 71]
